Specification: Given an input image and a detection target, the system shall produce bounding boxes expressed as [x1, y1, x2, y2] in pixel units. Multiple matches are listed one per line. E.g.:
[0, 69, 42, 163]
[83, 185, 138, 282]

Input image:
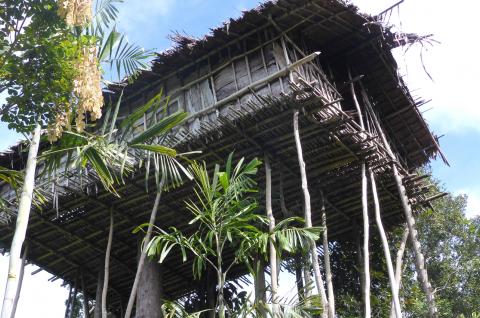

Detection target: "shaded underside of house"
[0, 0, 444, 313]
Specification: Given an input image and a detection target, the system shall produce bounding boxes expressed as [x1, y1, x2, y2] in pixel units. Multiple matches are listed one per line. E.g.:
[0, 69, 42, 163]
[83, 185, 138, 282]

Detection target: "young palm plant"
[141, 154, 322, 318]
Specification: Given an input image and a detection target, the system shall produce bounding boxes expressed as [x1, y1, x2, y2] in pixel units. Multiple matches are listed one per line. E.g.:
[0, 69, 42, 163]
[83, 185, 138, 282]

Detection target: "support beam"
[264, 155, 278, 311]
[293, 109, 328, 317]
[370, 170, 402, 318]
[392, 164, 438, 318]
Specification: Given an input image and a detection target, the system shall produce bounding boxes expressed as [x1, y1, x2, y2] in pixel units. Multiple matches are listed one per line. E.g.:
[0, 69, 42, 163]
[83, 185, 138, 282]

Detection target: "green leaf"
[128, 111, 187, 144]
[130, 144, 177, 157]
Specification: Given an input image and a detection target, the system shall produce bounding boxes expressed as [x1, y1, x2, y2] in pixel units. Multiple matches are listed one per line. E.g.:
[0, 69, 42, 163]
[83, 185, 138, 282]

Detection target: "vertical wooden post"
[370, 170, 402, 318]
[10, 244, 27, 318]
[81, 272, 89, 318]
[348, 67, 371, 318]
[392, 164, 438, 318]
[264, 155, 278, 312]
[390, 225, 409, 318]
[358, 78, 437, 317]
[102, 209, 114, 318]
[320, 192, 335, 318]
[293, 109, 328, 317]
[360, 162, 370, 318]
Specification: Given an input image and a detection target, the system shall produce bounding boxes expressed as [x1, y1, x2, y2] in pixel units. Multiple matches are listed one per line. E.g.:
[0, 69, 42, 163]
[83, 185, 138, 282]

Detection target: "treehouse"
[0, 0, 446, 317]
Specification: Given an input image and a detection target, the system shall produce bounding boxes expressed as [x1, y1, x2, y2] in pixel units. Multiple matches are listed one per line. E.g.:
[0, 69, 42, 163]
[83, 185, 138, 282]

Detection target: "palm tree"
[142, 154, 322, 318]
[0, 1, 154, 316]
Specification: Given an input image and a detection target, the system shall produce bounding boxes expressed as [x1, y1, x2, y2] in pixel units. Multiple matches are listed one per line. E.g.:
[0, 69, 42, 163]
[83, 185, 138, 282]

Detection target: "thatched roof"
[0, 0, 445, 313]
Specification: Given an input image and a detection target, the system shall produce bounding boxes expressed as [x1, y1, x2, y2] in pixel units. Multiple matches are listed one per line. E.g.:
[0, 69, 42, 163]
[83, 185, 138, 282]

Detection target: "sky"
[1, 0, 480, 316]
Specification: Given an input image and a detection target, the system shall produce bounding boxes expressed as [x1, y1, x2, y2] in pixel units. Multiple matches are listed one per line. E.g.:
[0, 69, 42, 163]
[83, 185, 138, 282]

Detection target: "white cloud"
[355, 0, 480, 134]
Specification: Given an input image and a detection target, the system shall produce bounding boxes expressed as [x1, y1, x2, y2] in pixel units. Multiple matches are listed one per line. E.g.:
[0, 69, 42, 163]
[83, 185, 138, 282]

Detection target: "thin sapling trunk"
[102, 209, 114, 318]
[1, 122, 41, 318]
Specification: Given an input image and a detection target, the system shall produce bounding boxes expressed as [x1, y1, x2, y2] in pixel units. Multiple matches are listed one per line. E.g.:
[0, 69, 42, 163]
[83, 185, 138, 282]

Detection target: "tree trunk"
[1, 122, 41, 318]
[135, 255, 163, 318]
[253, 254, 266, 316]
[102, 209, 114, 318]
[81, 273, 90, 318]
[360, 162, 371, 318]
[264, 156, 278, 310]
[392, 164, 438, 318]
[303, 262, 313, 300]
[320, 192, 335, 318]
[390, 225, 409, 318]
[94, 260, 104, 318]
[206, 267, 217, 318]
[293, 109, 328, 317]
[10, 244, 27, 318]
[124, 175, 165, 318]
[370, 170, 402, 318]
[294, 255, 304, 301]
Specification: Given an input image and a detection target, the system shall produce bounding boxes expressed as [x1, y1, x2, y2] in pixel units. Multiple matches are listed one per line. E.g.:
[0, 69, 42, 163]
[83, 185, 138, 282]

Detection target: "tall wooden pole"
[81, 273, 89, 318]
[1, 122, 41, 318]
[320, 192, 335, 318]
[102, 209, 114, 318]
[10, 244, 27, 318]
[392, 164, 438, 318]
[264, 155, 278, 313]
[390, 225, 409, 318]
[358, 79, 437, 317]
[370, 170, 402, 318]
[293, 109, 328, 317]
[348, 67, 371, 318]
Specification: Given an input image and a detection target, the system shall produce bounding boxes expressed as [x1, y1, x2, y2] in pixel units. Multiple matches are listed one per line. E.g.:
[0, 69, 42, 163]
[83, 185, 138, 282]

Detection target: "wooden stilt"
[293, 109, 328, 317]
[264, 155, 278, 313]
[320, 191, 335, 318]
[370, 170, 402, 318]
[348, 66, 371, 318]
[358, 77, 437, 317]
[10, 244, 27, 318]
[102, 209, 114, 318]
[390, 225, 409, 318]
[81, 272, 89, 318]
[392, 164, 438, 318]
[360, 162, 371, 318]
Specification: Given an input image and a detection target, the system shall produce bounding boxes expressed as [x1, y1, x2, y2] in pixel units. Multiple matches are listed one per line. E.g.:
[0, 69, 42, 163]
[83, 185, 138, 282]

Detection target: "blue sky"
[1, 0, 479, 316]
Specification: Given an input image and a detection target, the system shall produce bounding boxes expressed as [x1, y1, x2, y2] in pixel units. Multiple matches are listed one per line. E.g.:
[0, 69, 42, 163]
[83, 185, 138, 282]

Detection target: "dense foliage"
[0, 0, 79, 133]
[328, 177, 480, 317]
